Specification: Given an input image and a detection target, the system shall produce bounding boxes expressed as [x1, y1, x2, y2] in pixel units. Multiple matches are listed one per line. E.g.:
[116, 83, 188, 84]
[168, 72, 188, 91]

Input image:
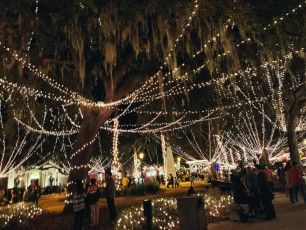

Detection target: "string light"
[0, 99, 45, 178]
[116, 194, 234, 229]
[160, 133, 167, 182]
[0, 202, 42, 228]
[113, 118, 120, 187]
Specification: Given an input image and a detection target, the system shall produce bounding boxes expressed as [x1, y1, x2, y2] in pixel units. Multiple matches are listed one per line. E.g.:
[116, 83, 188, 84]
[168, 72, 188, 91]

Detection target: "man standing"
[243, 166, 258, 217]
[289, 161, 306, 203]
[264, 165, 274, 192]
[105, 170, 116, 224]
[256, 165, 276, 220]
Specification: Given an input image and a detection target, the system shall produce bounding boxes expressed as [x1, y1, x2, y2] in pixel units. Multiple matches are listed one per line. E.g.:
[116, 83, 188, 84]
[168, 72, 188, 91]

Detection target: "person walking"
[190, 174, 195, 186]
[87, 178, 100, 227]
[288, 161, 306, 203]
[174, 177, 180, 188]
[166, 174, 174, 188]
[284, 161, 294, 203]
[58, 183, 62, 197]
[105, 170, 117, 224]
[72, 179, 86, 230]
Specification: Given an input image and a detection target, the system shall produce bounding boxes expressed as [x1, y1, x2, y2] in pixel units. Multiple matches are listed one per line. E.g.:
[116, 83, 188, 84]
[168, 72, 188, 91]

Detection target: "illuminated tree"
[0, 1, 305, 208]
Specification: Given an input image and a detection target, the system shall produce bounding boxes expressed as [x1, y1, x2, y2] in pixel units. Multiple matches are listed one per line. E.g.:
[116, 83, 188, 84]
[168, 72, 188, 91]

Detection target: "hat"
[255, 164, 262, 170]
[105, 169, 112, 176]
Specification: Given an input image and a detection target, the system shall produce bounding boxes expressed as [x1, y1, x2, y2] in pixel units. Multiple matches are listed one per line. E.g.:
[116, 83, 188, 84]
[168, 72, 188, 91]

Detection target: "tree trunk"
[286, 84, 306, 163]
[260, 148, 270, 166]
[287, 115, 299, 163]
[63, 106, 114, 213]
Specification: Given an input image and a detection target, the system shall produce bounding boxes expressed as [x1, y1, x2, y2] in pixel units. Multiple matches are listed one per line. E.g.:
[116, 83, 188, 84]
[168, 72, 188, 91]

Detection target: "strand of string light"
[129, 0, 201, 93]
[100, 113, 224, 134]
[241, 51, 306, 132]
[181, 129, 207, 160]
[225, 110, 287, 160]
[151, 133, 194, 161]
[1, 46, 90, 103]
[0, 103, 46, 176]
[14, 116, 79, 136]
[0, 76, 71, 103]
[263, 2, 305, 31]
[105, 110, 164, 131]
[128, 2, 287, 104]
[0, 45, 137, 109]
[160, 133, 168, 182]
[27, 0, 39, 52]
[70, 133, 99, 160]
[112, 118, 119, 185]
[89, 156, 111, 174]
[0, 0, 290, 117]
[132, 47, 302, 106]
[132, 51, 305, 118]
[133, 1, 306, 104]
[108, 0, 202, 109]
[62, 105, 81, 129]
[107, 95, 271, 131]
[1, 0, 303, 111]
[102, 115, 185, 133]
[0, 99, 6, 173]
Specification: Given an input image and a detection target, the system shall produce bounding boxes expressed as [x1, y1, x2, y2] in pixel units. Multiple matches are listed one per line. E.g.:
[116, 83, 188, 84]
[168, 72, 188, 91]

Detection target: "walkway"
[209, 193, 306, 230]
[20, 182, 306, 229]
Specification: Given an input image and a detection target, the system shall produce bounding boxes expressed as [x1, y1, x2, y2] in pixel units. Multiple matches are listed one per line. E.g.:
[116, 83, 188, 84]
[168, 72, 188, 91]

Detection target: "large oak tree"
[0, 0, 305, 208]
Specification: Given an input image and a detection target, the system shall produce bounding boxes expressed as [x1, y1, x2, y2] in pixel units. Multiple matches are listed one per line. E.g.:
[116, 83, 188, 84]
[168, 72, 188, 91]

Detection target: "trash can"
[177, 196, 207, 230]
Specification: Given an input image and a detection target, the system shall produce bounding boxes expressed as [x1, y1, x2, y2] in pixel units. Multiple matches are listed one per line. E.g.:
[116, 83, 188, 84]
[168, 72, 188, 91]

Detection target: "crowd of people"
[0, 181, 42, 206]
[72, 169, 117, 230]
[229, 164, 276, 221]
[229, 160, 306, 222]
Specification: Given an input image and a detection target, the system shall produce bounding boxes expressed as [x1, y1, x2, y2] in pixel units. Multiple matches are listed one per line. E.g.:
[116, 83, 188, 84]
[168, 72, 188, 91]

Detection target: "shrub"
[0, 202, 42, 229]
[126, 182, 160, 196]
[146, 182, 160, 193]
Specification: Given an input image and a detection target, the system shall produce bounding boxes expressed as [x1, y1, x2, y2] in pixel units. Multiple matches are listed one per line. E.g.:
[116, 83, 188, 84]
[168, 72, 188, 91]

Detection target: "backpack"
[239, 208, 248, 223]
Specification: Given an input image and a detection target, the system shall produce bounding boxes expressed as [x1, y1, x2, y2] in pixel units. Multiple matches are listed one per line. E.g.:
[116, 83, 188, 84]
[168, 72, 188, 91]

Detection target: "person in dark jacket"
[233, 174, 248, 205]
[187, 186, 195, 196]
[256, 164, 276, 220]
[105, 170, 116, 224]
[87, 178, 100, 227]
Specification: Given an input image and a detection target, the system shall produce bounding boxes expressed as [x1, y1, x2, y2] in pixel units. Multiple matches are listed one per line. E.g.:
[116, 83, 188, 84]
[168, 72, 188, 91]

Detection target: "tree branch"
[112, 48, 135, 88]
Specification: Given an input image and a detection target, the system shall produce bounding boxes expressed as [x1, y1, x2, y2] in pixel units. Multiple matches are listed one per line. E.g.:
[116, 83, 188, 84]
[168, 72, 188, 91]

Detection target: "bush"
[146, 183, 160, 193]
[0, 202, 42, 229]
[99, 182, 160, 197]
[125, 182, 160, 196]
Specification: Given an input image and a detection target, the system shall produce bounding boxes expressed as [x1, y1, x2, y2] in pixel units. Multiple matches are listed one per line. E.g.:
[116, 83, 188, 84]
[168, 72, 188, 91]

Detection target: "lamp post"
[139, 152, 144, 183]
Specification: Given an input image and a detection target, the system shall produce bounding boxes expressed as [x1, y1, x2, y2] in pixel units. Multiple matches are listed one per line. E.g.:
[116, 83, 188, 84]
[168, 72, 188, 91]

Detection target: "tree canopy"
[0, 0, 305, 181]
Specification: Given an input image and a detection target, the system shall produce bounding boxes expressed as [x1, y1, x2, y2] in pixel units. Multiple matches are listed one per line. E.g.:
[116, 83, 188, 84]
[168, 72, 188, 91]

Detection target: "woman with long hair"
[72, 179, 86, 230]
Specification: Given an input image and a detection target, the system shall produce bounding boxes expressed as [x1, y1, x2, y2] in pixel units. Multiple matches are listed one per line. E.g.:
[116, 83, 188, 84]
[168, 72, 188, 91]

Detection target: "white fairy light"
[113, 117, 120, 186]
